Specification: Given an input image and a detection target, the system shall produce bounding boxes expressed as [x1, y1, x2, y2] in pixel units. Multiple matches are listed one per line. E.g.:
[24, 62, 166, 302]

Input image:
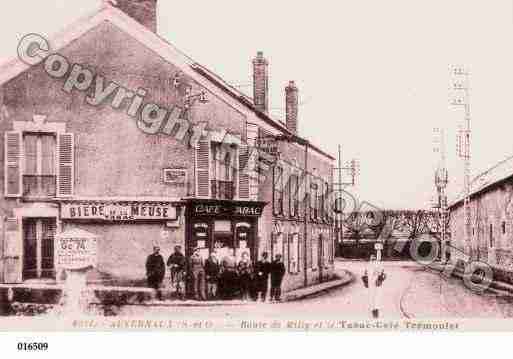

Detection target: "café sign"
[193, 203, 264, 217]
[61, 203, 177, 221]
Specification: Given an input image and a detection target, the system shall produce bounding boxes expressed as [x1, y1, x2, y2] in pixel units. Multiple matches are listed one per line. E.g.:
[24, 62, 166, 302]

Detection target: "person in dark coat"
[237, 252, 253, 301]
[204, 252, 220, 299]
[146, 246, 165, 300]
[167, 245, 186, 299]
[254, 252, 271, 302]
[270, 254, 286, 302]
[219, 254, 238, 299]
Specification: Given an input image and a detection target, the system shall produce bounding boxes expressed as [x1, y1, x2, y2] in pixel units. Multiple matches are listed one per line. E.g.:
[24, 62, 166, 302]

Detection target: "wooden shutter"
[195, 140, 211, 198]
[3, 217, 22, 283]
[4, 131, 22, 197]
[56, 133, 75, 197]
[238, 144, 249, 199]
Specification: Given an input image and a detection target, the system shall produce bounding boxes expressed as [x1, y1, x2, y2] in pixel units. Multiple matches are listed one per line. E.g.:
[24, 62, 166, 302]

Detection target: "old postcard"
[0, 0, 513, 333]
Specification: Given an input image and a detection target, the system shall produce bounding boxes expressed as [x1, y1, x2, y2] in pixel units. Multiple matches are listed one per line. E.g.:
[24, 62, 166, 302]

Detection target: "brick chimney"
[252, 51, 269, 113]
[285, 81, 298, 134]
[111, 0, 158, 33]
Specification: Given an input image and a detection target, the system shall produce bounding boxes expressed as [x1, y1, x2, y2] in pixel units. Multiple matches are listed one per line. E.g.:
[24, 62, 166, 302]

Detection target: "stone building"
[449, 155, 513, 269]
[0, 1, 335, 294]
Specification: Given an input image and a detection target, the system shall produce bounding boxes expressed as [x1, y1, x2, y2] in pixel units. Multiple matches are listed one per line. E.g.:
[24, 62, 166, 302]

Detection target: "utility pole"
[333, 145, 359, 257]
[450, 66, 472, 260]
[433, 128, 449, 262]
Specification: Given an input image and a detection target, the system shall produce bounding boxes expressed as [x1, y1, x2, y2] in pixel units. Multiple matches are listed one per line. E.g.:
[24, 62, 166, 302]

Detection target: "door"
[22, 218, 56, 281]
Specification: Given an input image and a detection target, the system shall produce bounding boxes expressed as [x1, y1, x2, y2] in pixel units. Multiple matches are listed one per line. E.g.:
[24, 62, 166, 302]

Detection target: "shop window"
[288, 233, 299, 274]
[273, 166, 284, 215]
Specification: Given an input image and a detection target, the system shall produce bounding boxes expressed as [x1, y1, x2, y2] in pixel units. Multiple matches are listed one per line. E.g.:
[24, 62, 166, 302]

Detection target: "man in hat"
[254, 252, 271, 302]
[188, 248, 206, 300]
[270, 254, 286, 302]
[146, 246, 165, 300]
[167, 245, 186, 299]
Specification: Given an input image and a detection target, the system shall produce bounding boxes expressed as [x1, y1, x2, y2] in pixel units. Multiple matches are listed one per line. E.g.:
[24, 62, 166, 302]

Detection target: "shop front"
[58, 199, 184, 285]
[184, 199, 267, 262]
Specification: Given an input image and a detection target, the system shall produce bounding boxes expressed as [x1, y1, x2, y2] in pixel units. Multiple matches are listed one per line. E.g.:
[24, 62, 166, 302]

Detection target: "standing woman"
[365, 254, 386, 318]
[237, 252, 253, 301]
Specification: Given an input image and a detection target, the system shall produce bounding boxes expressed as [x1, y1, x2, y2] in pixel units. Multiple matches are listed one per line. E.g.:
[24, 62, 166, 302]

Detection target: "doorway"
[22, 218, 56, 280]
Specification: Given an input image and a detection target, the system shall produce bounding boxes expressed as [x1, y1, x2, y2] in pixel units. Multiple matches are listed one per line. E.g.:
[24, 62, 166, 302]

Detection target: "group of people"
[145, 245, 286, 302]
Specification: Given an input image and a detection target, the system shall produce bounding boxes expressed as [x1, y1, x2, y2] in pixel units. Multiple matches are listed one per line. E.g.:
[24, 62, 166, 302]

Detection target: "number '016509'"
[17, 342, 48, 351]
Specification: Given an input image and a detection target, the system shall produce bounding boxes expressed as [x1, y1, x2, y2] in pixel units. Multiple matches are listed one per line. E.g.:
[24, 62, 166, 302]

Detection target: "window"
[490, 223, 494, 248]
[273, 166, 284, 215]
[311, 232, 319, 270]
[288, 233, 299, 274]
[23, 133, 56, 197]
[211, 143, 236, 200]
[310, 180, 318, 220]
[289, 174, 299, 218]
[502, 221, 506, 235]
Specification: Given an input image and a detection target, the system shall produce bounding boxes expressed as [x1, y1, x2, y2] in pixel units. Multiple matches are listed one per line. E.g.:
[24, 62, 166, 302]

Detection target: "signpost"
[374, 242, 384, 261]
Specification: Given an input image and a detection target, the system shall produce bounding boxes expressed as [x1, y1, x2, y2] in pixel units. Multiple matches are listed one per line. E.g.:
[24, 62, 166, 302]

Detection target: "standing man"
[365, 254, 386, 318]
[167, 245, 186, 300]
[254, 252, 271, 302]
[146, 246, 165, 300]
[237, 252, 253, 301]
[270, 254, 286, 302]
[205, 251, 220, 300]
[188, 249, 206, 301]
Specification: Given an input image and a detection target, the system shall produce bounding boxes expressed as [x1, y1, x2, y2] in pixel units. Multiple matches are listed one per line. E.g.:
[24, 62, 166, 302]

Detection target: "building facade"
[0, 1, 335, 294]
[449, 156, 513, 269]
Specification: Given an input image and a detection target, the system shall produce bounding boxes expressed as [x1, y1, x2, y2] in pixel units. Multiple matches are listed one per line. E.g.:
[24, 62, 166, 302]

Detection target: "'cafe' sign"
[193, 203, 264, 217]
[62, 203, 177, 221]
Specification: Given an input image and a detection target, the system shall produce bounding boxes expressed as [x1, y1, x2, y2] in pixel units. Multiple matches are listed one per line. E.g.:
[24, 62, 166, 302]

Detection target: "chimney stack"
[285, 81, 298, 134]
[111, 0, 158, 33]
[252, 51, 269, 113]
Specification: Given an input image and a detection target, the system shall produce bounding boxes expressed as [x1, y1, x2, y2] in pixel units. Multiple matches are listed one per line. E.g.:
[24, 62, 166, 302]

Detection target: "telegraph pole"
[333, 145, 359, 256]
[451, 66, 472, 259]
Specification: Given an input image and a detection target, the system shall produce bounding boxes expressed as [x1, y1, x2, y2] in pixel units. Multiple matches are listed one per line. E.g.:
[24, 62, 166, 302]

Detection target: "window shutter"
[195, 140, 211, 198]
[56, 133, 75, 197]
[4, 131, 22, 197]
[3, 217, 22, 283]
[238, 144, 249, 199]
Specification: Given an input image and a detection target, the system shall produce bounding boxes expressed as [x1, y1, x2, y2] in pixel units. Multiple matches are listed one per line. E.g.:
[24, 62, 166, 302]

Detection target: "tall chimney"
[112, 0, 158, 33]
[252, 51, 269, 113]
[285, 81, 298, 134]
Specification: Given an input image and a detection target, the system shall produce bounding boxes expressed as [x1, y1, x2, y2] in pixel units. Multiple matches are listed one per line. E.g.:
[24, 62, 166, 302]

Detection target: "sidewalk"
[427, 262, 513, 297]
[115, 269, 355, 307]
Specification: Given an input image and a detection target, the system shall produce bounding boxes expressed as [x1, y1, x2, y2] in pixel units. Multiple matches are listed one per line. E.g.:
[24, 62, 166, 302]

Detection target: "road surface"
[117, 260, 513, 319]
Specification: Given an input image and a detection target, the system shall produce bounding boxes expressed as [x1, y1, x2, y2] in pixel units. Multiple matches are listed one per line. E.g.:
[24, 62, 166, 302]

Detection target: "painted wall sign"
[61, 203, 177, 221]
[163, 168, 187, 186]
[56, 237, 98, 270]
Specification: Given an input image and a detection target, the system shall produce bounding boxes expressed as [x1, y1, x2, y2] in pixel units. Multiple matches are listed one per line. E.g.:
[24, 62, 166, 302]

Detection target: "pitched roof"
[449, 154, 513, 208]
[0, 3, 334, 161]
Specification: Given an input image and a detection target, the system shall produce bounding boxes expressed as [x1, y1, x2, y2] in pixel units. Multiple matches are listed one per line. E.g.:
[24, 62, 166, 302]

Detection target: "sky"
[1, 0, 513, 210]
